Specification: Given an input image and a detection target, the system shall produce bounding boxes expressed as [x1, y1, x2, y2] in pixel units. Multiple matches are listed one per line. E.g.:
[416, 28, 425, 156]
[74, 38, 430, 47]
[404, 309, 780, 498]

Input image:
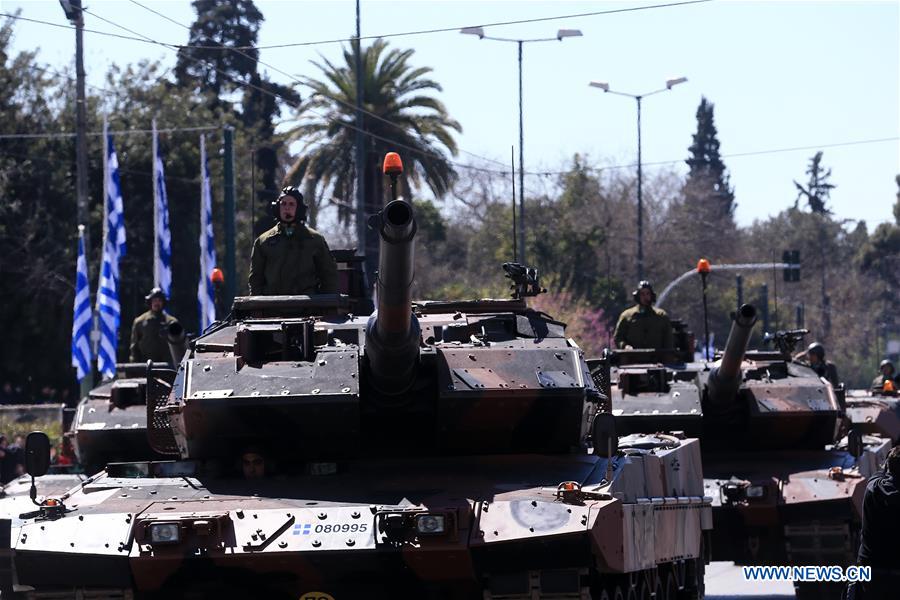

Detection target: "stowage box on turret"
[5, 154, 712, 600]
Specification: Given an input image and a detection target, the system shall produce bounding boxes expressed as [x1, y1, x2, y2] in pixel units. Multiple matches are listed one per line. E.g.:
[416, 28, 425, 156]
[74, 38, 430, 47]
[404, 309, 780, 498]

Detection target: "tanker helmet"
[632, 280, 657, 303]
[144, 287, 167, 305]
[271, 186, 306, 222]
[806, 342, 825, 360]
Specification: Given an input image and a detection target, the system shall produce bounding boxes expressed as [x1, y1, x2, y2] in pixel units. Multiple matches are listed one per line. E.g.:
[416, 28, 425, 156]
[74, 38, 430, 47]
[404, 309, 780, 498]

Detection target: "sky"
[3, 0, 899, 231]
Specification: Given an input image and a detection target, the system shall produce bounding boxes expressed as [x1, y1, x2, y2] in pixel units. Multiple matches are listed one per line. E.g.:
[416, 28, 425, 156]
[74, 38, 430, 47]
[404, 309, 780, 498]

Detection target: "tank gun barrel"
[708, 304, 757, 403]
[365, 199, 420, 393]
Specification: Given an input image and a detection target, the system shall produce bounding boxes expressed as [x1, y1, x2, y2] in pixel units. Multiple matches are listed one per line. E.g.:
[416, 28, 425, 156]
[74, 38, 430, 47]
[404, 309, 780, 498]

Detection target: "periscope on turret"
[5, 153, 712, 599]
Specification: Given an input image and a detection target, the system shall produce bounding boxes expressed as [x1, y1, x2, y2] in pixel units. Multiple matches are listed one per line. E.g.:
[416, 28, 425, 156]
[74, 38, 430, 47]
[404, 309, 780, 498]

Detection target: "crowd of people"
[0, 382, 75, 406]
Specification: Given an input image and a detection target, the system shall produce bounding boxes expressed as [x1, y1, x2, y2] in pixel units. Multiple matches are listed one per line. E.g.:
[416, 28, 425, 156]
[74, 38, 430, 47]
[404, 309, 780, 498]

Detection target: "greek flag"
[197, 135, 217, 331]
[71, 225, 92, 381]
[96, 127, 126, 379]
[153, 121, 172, 296]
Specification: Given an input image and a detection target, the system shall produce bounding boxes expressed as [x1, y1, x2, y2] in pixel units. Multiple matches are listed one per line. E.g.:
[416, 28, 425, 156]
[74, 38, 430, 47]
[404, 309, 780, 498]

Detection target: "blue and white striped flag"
[153, 121, 172, 296]
[71, 225, 92, 381]
[96, 127, 127, 379]
[197, 135, 217, 331]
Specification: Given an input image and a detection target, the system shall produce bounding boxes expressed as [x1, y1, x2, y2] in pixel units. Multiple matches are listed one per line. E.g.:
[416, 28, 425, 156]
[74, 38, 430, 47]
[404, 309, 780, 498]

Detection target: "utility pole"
[354, 0, 368, 288]
[61, 1, 90, 260]
[223, 126, 236, 307]
[589, 77, 687, 282]
[60, 0, 93, 393]
[517, 41, 525, 263]
[636, 96, 643, 280]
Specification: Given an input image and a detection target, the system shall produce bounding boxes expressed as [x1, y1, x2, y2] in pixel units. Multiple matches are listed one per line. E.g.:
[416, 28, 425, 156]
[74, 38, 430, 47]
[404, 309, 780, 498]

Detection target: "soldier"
[799, 342, 841, 388]
[850, 445, 900, 599]
[248, 186, 338, 296]
[613, 280, 674, 350]
[241, 449, 266, 480]
[129, 287, 180, 365]
[871, 359, 898, 392]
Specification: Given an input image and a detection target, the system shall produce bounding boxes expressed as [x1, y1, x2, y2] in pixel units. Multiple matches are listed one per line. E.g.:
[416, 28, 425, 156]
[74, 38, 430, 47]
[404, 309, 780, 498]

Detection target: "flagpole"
[152, 119, 159, 288]
[76, 224, 94, 396]
[102, 118, 109, 251]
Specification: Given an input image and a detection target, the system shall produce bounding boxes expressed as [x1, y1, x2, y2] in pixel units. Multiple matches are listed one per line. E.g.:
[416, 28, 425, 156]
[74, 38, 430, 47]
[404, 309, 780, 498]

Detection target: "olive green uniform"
[130, 310, 179, 364]
[248, 223, 338, 296]
[613, 305, 675, 350]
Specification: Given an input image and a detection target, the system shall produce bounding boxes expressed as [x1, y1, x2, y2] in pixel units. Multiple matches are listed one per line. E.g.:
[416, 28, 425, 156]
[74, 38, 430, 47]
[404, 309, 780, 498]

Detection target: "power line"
[524, 136, 900, 177]
[175, 0, 714, 50]
[122, 2, 508, 170]
[4, 1, 713, 52]
[77, 5, 505, 176]
[0, 125, 219, 140]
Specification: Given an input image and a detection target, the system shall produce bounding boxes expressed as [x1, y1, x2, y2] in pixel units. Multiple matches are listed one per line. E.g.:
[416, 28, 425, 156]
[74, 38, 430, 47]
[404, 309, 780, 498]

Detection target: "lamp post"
[462, 26, 582, 264]
[589, 77, 687, 281]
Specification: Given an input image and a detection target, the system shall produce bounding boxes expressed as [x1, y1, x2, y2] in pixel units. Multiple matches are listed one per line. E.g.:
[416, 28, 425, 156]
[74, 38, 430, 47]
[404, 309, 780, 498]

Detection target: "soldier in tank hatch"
[613, 280, 674, 351]
[248, 186, 338, 296]
[871, 359, 899, 393]
[130, 287, 180, 365]
[795, 341, 841, 388]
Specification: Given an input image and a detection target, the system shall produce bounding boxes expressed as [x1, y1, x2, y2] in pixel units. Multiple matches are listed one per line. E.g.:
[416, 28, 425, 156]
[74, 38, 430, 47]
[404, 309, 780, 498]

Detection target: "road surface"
[706, 561, 795, 599]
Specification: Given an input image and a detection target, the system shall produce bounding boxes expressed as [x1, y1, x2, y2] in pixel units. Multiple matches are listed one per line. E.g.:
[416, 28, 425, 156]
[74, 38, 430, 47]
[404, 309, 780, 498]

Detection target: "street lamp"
[589, 77, 687, 281]
[463, 26, 583, 263]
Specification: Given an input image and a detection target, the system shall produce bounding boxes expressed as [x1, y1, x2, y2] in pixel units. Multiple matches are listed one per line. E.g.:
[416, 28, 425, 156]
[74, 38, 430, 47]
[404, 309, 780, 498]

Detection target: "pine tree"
[685, 96, 735, 219]
[793, 151, 835, 214]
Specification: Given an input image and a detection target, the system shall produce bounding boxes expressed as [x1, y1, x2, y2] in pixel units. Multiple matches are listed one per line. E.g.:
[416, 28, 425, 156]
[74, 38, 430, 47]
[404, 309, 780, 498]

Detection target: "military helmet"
[271, 185, 307, 222]
[880, 359, 895, 372]
[144, 287, 167, 304]
[632, 280, 657, 303]
[806, 342, 825, 360]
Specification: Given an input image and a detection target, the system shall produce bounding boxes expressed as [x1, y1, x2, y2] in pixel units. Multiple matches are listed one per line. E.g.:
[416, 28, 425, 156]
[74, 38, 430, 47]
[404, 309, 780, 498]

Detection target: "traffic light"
[782, 250, 800, 282]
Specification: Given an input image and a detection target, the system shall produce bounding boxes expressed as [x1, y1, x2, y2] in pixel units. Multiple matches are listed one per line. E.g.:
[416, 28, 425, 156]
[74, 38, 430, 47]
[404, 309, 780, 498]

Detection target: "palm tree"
[284, 39, 461, 278]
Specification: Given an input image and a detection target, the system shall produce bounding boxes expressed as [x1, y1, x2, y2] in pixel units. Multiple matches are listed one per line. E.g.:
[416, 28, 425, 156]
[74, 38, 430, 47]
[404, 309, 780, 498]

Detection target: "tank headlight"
[746, 485, 766, 499]
[148, 522, 181, 544]
[415, 514, 446, 535]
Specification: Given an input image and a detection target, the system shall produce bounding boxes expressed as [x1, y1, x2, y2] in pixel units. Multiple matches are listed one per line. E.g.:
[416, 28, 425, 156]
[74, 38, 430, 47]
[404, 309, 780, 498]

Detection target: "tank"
[6, 156, 712, 600]
[598, 305, 892, 600]
[845, 383, 900, 444]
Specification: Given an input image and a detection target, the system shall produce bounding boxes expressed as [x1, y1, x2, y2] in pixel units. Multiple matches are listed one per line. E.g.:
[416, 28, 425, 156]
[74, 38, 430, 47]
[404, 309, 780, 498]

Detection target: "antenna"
[772, 251, 779, 333]
[510, 146, 517, 263]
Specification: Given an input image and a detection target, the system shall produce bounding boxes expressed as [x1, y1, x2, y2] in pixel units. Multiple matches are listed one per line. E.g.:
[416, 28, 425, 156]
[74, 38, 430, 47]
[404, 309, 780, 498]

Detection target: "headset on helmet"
[631, 280, 657, 303]
[270, 186, 307, 222]
[806, 342, 825, 360]
[144, 287, 167, 305]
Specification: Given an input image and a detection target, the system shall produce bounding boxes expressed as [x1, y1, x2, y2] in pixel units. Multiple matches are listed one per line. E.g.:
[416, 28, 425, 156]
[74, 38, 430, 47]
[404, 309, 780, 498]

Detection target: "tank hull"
[8, 445, 710, 599]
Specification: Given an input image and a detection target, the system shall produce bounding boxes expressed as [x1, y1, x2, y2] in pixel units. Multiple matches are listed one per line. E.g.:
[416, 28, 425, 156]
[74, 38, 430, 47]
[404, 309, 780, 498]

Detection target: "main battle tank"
[845, 377, 900, 444]
[8, 154, 712, 600]
[598, 305, 891, 600]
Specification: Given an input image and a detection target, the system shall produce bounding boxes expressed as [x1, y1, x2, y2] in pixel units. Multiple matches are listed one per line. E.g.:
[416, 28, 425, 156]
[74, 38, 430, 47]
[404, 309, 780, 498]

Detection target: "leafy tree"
[684, 96, 734, 220]
[284, 39, 461, 281]
[174, 0, 263, 103]
[794, 151, 835, 214]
